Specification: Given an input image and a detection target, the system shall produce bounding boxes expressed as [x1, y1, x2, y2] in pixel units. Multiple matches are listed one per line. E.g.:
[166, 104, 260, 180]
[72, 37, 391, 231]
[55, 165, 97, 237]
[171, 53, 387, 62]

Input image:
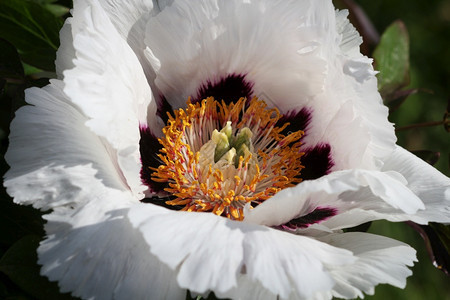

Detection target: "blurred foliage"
[0, 0, 449, 299]
[367, 221, 450, 300]
[0, 0, 63, 71]
[0, 1, 77, 299]
[351, 0, 450, 177]
[373, 20, 410, 98]
[335, 0, 450, 299]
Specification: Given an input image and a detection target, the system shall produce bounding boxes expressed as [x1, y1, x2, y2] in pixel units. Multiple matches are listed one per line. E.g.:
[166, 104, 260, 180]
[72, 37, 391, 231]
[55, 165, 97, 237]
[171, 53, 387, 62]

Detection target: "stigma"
[152, 97, 304, 220]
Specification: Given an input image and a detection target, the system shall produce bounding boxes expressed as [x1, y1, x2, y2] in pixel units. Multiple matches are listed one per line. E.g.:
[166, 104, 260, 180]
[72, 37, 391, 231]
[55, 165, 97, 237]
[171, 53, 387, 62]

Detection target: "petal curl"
[381, 146, 450, 223]
[335, 9, 363, 57]
[129, 205, 356, 300]
[4, 80, 184, 299]
[144, 0, 327, 110]
[39, 187, 184, 300]
[244, 169, 425, 229]
[4, 81, 127, 210]
[319, 232, 416, 299]
[95, 0, 166, 85]
[63, 0, 155, 197]
[55, 18, 76, 78]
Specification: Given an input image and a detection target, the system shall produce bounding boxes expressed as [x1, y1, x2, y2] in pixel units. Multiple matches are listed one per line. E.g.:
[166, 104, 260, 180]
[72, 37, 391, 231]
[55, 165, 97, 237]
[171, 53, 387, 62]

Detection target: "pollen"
[151, 97, 304, 221]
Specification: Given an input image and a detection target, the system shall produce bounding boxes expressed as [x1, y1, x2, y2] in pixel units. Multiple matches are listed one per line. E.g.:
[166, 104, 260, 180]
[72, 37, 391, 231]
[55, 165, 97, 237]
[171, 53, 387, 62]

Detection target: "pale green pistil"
[212, 121, 253, 167]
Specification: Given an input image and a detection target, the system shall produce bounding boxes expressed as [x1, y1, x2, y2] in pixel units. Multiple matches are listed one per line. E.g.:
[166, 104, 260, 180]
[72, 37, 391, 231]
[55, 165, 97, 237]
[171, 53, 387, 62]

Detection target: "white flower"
[4, 0, 450, 299]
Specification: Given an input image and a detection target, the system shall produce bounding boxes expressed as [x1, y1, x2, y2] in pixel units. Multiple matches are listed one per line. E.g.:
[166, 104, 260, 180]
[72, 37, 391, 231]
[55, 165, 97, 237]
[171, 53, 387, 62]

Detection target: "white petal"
[318, 9, 392, 171]
[129, 205, 356, 300]
[55, 18, 76, 78]
[343, 57, 378, 83]
[95, 0, 163, 86]
[144, 0, 327, 109]
[215, 276, 278, 300]
[319, 232, 416, 299]
[96, 0, 158, 50]
[381, 146, 450, 223]
[129, 205, 245, 294]
[4, 80, 184, 299]
[56, 0, 162, 86]
[238, 226, 353, 299]
[335, 9, 363, 57]
[303, 56, 395, 171]
[64, 0, 154, 197]
[244, 169, 425, 229]
[4, 81, 128, 210]
[39, 187, 184, 300]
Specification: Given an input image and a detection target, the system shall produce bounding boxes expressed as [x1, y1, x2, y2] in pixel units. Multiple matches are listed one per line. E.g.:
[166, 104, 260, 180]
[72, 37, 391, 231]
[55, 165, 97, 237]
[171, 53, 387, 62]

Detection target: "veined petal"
[4, 80, 183, 299]
[4, 81, 178, 298]
[129, 204, 245, 294]
[244, 169, 425, 229]
[335, 9, 363, 57]
[305, 47, 395, 172]
[381, 146, 450, 223]
[56, 0, 164, 97]
[129, 205, 356, 300]
[39, 186, 184, 300]
[55, 18, 76, 79]
[64, 0, 154, 197]
[215, 276, 278, 300]
[238, 226, 352, 299]
[95, 0, 166, 86]
[4, 80, 127, 210]
[319, 232, 416, 299]
[96, 0, 159, 51]
[144, 0, 327, 110]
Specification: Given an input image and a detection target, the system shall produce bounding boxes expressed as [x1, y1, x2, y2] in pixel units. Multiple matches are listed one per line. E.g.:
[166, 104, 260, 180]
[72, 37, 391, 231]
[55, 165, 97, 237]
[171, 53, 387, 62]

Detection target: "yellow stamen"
[151, 97, 304, 221]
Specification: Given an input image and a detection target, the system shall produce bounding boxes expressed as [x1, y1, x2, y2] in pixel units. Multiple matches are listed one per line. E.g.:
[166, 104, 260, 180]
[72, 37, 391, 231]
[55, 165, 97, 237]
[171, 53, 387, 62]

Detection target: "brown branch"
[340, 0, 380, 55]
[395, 120, 449, 132]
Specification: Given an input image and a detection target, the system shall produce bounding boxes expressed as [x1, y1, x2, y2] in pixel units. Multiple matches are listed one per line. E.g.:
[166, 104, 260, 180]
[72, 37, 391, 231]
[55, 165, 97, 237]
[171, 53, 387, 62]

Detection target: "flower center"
[152, 97, 304, 220]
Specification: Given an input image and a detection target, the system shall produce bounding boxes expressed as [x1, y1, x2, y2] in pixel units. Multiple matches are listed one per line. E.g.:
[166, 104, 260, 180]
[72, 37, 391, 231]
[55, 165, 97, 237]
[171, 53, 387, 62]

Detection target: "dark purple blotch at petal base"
[139, 125, 167, 193]
[193, 74, 254, 105]
[301, 144, 334, 180]
[274, 107, 333, 180]
[276, 107, 312, 135]
[281, 207, 337, 231]
[156, 95, 173, 124]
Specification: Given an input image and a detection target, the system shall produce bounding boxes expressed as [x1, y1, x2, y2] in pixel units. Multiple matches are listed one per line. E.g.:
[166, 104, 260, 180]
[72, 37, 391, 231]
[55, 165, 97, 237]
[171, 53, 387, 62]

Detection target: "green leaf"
[0, 235, 78, 300]
[0, 39, 24, 80]
[373, 20, 410, 98]
[0, 0, 63, 71]
[22, 63, 42, 76]
[43, 4, 70, 17]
